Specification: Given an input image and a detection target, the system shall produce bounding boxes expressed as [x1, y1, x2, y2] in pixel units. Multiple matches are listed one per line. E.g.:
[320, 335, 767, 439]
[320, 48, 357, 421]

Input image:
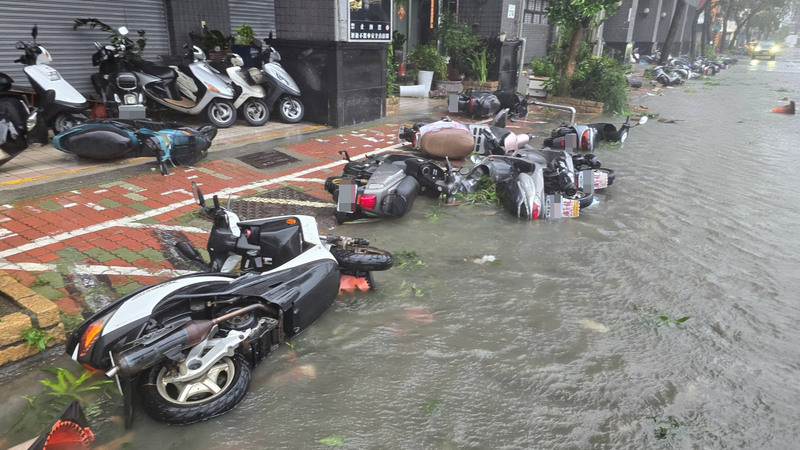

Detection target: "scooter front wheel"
[206, 99, 237, 128]
[138, 354, 251, 424]
[52, 112, 88, 135]
[277, 95, 305, 123]
[241, 98, 269, 126]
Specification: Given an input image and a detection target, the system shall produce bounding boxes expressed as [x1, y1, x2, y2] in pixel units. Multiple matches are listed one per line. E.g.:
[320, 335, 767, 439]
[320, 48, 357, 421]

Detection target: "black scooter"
[66, 183, 392, 426]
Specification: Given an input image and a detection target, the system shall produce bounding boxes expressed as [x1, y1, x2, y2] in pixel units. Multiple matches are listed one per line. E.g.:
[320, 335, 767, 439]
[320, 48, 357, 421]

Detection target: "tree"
[720, 0, 789, 50]
[547, 0, 620, 96]
[659, 0, 688, 64]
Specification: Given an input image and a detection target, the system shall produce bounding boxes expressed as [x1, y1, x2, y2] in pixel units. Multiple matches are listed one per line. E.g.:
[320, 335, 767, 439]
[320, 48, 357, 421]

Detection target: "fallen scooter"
[53, 119, 216, 175]
[66, 183, 393, 426]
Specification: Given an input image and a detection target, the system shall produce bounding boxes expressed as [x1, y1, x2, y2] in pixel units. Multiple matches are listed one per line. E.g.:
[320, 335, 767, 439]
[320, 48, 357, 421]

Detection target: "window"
[523, 0, 549, 25]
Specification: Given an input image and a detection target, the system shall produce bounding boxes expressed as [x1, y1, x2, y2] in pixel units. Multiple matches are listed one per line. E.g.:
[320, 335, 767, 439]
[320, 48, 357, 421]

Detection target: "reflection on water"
[3, 59, 800, 449]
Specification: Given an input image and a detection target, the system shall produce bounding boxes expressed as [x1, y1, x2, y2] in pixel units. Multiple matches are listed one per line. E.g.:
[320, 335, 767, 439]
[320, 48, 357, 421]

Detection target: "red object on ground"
[91, 103, 108, 119]
[339, 274, 371, 293]
[771, 100, 795, 114]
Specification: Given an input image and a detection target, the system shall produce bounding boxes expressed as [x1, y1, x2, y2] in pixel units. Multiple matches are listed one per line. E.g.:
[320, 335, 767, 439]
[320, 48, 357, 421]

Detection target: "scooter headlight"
[123, 94, 137, 105]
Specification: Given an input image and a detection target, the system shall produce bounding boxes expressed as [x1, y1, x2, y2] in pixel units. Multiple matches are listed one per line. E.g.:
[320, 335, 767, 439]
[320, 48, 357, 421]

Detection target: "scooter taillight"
[78, 316, 107, 358]
[581, 130, 591, 151]
[532, 204, 539, 219]
[359, 194, 377, 210]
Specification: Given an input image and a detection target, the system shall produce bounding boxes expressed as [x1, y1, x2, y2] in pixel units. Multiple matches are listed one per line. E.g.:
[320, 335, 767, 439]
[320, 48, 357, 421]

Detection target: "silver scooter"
[131, 45, 238, 127]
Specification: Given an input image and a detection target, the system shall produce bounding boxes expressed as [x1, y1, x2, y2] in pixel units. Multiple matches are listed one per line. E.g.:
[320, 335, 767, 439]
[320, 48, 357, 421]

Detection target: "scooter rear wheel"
[331, 247, 393, 271]
[241, 98, 269, 126]
[277, 95, 304, 123]
[138, 354, 251, 424]
[206, 99, 237, 128]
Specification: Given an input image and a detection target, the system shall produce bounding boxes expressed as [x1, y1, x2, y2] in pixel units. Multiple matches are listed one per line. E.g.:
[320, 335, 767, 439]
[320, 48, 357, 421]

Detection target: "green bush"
[387, 44, 398, 97]
[436, 11, 481, 79]
[529, 57, 556, 78]
[568, 55, 631, 114]
[408, 44, 447, 81]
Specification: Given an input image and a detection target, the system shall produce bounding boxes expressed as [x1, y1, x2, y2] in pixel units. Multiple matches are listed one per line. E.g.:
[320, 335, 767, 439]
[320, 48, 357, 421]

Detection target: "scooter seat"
[137, 60, 176, 80]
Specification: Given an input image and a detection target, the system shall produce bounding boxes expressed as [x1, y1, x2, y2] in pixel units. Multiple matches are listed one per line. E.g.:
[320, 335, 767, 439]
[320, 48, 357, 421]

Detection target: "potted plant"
[232, 24, 257, 66]
[407, 44, 446, 92]
[191, 25, 234, 62]
[528, 57, 556, 98]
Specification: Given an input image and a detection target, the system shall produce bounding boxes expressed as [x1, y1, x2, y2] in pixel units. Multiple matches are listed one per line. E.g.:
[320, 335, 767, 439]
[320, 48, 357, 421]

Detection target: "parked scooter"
[89, 26, 145, 118]
[14, 25, 89, 134]
[649, 66, 684, 87]
[66, 182, 393, 426]
[249, 40, 305, 123]
[130, 45, 237, 127]
[219, 53, 269, 125]
[0, 72, 38, 167]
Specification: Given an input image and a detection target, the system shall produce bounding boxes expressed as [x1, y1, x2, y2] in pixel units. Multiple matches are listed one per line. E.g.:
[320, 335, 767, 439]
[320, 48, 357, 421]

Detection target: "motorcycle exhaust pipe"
[106, 304, 268, 378]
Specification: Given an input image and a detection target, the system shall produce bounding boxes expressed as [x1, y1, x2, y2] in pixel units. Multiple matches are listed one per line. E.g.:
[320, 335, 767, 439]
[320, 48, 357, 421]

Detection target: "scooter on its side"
[65, 182, 393, 426]
[14, 25, 89, 134]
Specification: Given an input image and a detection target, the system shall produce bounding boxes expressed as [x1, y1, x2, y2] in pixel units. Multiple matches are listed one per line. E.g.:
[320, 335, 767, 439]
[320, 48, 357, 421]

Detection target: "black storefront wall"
[271, 39, 388, 127]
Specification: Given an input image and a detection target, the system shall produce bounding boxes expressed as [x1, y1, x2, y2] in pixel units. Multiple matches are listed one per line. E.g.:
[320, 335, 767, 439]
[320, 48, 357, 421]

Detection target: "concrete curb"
[0, 270, 66, 367]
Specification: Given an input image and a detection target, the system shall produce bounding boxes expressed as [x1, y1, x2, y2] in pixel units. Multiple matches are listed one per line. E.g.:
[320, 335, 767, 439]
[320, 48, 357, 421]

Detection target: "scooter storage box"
[255, 218, 303, 268]
[53, 123, 139, 160]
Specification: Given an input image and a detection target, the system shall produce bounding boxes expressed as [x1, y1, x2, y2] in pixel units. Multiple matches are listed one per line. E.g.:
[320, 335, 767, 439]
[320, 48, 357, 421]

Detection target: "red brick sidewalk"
[0, 124, 400, 318]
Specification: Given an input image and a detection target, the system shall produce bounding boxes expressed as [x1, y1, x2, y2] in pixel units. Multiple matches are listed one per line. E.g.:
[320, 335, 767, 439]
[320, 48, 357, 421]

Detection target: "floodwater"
[3, 51, 800, 448]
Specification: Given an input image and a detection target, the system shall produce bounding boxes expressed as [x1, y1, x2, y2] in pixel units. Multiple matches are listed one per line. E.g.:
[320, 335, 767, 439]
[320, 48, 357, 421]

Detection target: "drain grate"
[231, 187, 338, 229]
[236, 149, 299, 169]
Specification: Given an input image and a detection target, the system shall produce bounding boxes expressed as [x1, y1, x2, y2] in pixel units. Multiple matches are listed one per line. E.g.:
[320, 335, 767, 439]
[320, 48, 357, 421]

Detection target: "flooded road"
[4, 51, 800, 448]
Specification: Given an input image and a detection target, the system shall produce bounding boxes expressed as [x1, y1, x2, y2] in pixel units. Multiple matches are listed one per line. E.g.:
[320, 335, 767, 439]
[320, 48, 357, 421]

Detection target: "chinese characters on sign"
[349, 0, 392, 41]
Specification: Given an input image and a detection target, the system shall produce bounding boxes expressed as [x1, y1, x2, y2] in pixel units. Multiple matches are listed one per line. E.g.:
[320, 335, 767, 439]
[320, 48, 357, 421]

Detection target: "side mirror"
[118, 26, 129, 36]
[15, 41, 25, 50]
[638, 116, 648, 125]
[191, 182, 205, 207]
[32, 25, 38, 40]
[459, 166, 471, 176]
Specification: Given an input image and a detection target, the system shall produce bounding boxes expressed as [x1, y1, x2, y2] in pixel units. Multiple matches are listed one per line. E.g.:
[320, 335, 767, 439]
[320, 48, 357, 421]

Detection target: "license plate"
[594, 171, 609, 189]
[337, 179, 357, 213]
[545, 195, 580, 218]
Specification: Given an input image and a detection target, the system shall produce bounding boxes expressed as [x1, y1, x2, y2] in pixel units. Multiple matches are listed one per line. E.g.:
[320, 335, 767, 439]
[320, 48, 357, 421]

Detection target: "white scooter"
[131, 45, 238, 128]
[220, 53, 269, 126]
[14, 25, 89, 134]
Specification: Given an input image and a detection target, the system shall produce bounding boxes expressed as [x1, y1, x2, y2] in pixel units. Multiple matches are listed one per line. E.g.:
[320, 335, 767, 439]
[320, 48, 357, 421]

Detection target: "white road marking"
[0, 143, 402, 266]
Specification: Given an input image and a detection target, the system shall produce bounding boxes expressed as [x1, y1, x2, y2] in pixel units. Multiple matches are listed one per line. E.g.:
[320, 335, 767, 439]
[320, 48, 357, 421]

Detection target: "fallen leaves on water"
[422, 397, 443, 416]
[320, 435, 346, 447]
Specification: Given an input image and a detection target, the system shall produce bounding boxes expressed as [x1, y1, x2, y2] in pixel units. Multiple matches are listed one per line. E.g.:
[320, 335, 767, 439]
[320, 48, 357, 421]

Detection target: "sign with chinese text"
[349, 0, 392, 42]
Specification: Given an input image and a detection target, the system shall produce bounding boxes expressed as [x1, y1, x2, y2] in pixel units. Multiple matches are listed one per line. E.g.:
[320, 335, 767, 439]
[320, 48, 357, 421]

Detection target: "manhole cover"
[231, 187, 338, 229]
[236, 149, 299, 169]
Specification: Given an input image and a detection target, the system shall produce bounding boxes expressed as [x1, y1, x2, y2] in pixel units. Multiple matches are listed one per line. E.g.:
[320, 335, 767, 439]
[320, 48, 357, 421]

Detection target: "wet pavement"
[2, 50, 800, 448]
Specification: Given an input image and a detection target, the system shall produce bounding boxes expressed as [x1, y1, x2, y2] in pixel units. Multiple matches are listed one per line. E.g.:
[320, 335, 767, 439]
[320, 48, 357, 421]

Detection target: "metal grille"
[236, 149, 298, 169]
[0, 0, 171, 94]
[229, 0, 277, 40]
[231, 187, 337, 229]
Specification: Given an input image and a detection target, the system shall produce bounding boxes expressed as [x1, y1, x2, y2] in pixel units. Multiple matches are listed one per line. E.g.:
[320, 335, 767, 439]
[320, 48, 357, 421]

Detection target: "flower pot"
[417, 70, 434, 93]
[527, 76, 549, 98]
[436, 80, 463, 94]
